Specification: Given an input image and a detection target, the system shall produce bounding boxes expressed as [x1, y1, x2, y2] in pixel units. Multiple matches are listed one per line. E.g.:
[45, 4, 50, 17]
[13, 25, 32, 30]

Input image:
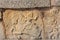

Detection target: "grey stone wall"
[0, 0, 60, 8]
[0, 0, 60, 40]
[0, 0, 50, 8]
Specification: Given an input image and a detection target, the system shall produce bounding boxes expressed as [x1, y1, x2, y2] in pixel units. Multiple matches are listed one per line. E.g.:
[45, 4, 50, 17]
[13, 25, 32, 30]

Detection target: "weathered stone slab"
[55, 7, 60, 40]
[51, 0, 60, 6]
[43, 8, 58, 40]
[3, 10, 44, 40]
[0, 0, 50, 8]
[3, 7, 60, 40]
[43, 7, 60, 40]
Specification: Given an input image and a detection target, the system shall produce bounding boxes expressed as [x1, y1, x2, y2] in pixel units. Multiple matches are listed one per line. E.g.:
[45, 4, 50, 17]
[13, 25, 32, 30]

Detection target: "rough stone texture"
[51, 0, 60, 6]
[0, 0, 50, 8]
[0, 0, 60, 8]
[43, 7, 58, 40]
[3, 10, 44, 40]
[42, 7, 60, 40]
[3, 7, 60, 40]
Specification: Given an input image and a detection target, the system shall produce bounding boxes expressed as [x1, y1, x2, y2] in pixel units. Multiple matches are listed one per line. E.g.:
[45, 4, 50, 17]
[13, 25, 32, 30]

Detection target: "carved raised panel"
[3, 10, 44, 40]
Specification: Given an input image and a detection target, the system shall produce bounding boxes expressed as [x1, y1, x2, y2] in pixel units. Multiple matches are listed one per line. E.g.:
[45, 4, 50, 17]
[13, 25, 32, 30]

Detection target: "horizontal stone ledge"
[0, 0, 50, 8]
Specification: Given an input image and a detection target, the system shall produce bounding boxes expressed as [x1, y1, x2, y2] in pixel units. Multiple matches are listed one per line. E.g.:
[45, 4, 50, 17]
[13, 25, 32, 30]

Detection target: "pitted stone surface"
[3, 10, 44, 40]
[0, 0, 50, 8]
[3, 7, 60, 40]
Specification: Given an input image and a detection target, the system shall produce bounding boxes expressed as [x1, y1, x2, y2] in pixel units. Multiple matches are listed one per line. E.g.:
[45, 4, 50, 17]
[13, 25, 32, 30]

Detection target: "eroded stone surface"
[3, 10, 44, 40]
[43, 7, 60, 40]
[43, 8, 57, 40]
[3, 7, 60, 40]
[55, 7, 60, 40]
